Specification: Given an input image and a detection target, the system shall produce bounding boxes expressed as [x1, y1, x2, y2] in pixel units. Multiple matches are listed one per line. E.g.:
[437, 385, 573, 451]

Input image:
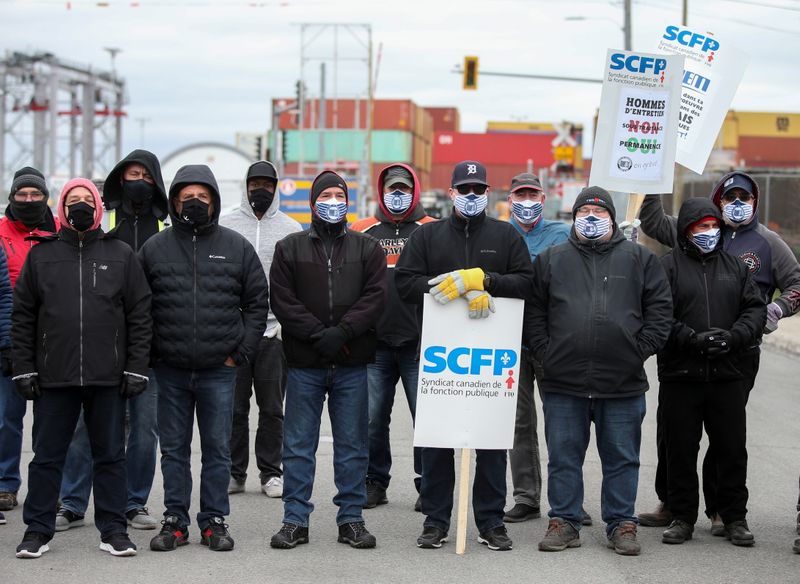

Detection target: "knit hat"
[572, 186, 616, 222]
[10, 166, 49, 200]
[310, 170, 348, 205]
[383, 166, 414, 189]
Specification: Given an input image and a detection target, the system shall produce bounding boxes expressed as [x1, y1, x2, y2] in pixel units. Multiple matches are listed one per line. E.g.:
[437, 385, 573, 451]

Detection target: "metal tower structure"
[0, 51, 126, 188]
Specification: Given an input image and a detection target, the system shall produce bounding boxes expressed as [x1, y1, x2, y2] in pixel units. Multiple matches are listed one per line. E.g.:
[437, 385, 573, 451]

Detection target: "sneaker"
[503, 503, 541, 523]
[710, 513, 726, 537]
[126, 508, 158, 530]
[414, 495, 422, 513]
[724, 519, 755, 547]
[228, 477, 245, 495]
[365, 482, 388, 509]
[55, 507, 85, 532]
[477, 525, 513, 551]
[417, 526, 448, 549]
[149, 516, 189, 551]
[581, 507, 593, 526]
[538, 518, 581, 552]
[15, 531, 50, 559]
[270, 523, 309, 549]
[0, 511, 6, 525]
[261, 476, 283, 498]
[201, 516, 234, 551]
[639, 501, 672, 527]
[337, 521, 377, 549]
[99, 532, 137, 557]
[608, 521, 641, 556]
[0, 491, 17, 511]
[662, 519, 694, 544]
[793, 537, 800, 554]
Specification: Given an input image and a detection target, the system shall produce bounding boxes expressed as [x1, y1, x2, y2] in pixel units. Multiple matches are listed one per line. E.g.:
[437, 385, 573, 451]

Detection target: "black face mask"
[66, 202, 95, 232]
[180, 198, 210, 226]
[10, 200, 48, 229]
[123, 179, 156, 206]
[248, 188, 275, 214]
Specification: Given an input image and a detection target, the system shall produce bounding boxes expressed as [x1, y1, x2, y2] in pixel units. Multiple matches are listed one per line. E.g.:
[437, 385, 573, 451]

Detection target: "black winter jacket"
[138, 165, 269, 369]
[657, 198, 766, 382]
[269, 219, 387, 368]
[12, 227, 152, 387]
[525, 229, 673, 398]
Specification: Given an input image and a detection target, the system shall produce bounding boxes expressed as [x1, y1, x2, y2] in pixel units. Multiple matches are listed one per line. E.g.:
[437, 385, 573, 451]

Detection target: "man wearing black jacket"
[351, 163, 435, 510]
[12, 178, 152, 558]
[526, 187, 672, 556]
[395, 160, 533, 552]
[139, 165, 269, 553]
[657, 198, 765, 547]
[269, 170, 386, 550]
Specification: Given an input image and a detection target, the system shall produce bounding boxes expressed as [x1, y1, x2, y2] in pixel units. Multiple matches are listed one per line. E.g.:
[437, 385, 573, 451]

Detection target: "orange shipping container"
[424, 107, 460, 133]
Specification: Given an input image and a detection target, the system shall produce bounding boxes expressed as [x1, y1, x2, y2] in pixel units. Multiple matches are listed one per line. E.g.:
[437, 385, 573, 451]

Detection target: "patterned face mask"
[691, 227, 720, 254]
[315, 199, 347, 223]
[723, 200, 753, 224]
[454, 194, 488, 217]
[511, 200, 543, 225]
[574, 214, 611, 240]
[384, 190, 413, 214]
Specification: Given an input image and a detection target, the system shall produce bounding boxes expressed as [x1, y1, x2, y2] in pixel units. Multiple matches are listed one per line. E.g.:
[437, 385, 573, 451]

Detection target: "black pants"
[23, 386, 127, 539]
[230, 337, 287, 483]
[661, 379, 749, 525]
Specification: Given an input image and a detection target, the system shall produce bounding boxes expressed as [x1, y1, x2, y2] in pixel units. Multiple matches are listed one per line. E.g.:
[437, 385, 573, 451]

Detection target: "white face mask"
[723, 199, 754, 224]
[691, 227, 720, 254]
[315, 199, 347, 223]
[574, 214, 611, 240]
[454, 194, 488, 217]
[384, 190, 413, 214]
[511, 200, 543, 225]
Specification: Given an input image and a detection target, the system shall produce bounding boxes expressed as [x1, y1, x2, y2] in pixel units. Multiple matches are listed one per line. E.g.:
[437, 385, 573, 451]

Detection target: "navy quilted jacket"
[0, 246, 12, 350]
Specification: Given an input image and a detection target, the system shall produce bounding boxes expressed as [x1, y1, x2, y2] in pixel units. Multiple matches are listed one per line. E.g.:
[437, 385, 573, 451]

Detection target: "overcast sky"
[2, 0, 799, 162]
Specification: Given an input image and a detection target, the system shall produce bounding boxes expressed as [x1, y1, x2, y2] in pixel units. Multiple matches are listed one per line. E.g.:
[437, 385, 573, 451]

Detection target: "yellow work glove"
[464, 290, 496, 319]
[428, 268, 485, 304]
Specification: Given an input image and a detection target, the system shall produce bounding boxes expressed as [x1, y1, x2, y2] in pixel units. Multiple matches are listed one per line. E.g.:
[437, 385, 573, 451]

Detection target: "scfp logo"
[610, 53, 666, 75]
[663, 25, 720, 53]
[423, 346, 518, 376]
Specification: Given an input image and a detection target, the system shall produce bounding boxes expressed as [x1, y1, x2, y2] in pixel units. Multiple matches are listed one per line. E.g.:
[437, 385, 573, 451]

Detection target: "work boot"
[639, 501, 672, 527]
[503, 503, 541, 523]
[662, 519, 694, 544]
[364, 482, 388, 509]
[337, 521, 376, 549]
[538, 518, 581, 552]
[607, 521, 641, 556]
[0, 491, 17, 511]
[724, 520, 755, 547]
[270, 523, 309, 549]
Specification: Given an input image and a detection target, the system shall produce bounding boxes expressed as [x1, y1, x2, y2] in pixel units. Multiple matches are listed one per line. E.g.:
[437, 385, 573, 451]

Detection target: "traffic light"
[293, 80, 305, 126]
[463, 56, 479, 90]
[254, 135, 263, 160]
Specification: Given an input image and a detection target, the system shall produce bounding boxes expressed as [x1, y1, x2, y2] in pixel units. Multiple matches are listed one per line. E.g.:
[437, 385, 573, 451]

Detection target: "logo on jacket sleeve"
[738, 251, 761, 274]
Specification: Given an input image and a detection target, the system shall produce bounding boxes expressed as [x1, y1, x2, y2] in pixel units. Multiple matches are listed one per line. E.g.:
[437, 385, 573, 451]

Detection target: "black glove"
[1, 348, 12, 377]
[120, 373, 149, 398]
[693, 328, 731, 357]
[311, 327, 349, 360]
[14, 375, 41, 401]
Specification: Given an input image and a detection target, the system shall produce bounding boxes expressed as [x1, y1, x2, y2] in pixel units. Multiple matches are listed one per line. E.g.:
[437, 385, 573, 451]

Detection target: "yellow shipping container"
[722, 111, 800, 145]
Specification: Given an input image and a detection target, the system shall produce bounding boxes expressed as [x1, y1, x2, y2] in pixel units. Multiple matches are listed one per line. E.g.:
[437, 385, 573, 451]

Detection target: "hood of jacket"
[709, 170, 760, 226]
[103, 149, 168, 220]
[676, 197, 723, 256]
[58, 178, 104, 232]
[168, 164, 222, 230]
[375, 163, 426, 223]
[238, 160, 281, 220]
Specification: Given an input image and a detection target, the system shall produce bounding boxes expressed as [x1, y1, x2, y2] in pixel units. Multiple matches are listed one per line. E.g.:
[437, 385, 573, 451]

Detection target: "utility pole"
[683, 0, 688, 26]
[624, 0, 632, 50]
[134, 117, 150, 147]
[318, 62, 326, 173]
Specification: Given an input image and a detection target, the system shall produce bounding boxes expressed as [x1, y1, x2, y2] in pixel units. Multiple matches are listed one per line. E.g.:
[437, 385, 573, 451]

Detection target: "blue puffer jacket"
[0, 246, 11, 350]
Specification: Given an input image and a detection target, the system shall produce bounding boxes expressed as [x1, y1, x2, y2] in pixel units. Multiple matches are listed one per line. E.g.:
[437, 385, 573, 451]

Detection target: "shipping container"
[486, 121, 556, 133]
[281, 129, 413, 163]
[737, 136, 800, 168]
[424, 107, 460, 133]
[725, 111, 800, 138]
[432, 132, 557, 167]
[430, 163, 541, 192]
[273, 98, 422, 133]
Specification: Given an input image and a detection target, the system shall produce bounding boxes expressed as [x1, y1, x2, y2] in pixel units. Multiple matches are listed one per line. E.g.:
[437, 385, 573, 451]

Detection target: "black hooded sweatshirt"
[657, 198, 766, 382]
[102, 149, 169, 251]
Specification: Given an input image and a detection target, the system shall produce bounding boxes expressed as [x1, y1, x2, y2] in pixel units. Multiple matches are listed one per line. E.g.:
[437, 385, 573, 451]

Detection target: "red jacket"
[0, 216, 61, 288]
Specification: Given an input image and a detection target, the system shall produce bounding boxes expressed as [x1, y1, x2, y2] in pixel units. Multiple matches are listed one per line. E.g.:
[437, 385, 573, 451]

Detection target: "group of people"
[0, 151, 797, 560]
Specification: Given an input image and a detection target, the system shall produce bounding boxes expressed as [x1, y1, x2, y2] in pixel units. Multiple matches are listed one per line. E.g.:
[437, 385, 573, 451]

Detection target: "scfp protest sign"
[414, 295, 523, 450]
[656, 24, 748, 175]
[590, 49, 684, 194]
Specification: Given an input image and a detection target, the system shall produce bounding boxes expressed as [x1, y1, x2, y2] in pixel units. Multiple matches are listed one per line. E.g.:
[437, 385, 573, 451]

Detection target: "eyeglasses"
[13, 191, 46, 202]
[721, 192, 754, 203]
[455, 184, 488, 195]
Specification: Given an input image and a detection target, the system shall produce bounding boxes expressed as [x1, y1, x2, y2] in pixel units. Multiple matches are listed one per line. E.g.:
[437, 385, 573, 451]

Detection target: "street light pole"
[624, 0, 632, 50]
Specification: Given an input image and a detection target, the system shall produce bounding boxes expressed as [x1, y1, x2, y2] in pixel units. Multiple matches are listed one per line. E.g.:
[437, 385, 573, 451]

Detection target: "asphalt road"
[2, 349, 799, 583]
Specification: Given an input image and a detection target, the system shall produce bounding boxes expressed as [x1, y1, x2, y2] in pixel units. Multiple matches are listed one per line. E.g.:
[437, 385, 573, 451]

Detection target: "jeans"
[420, 447, 506, 534]
[282, 366, 368, 527]
[542, 392, 646, 537]
[0, 374, 26, 493]
[508, 353, 542, 508]
[24, 387, 127, 539]
[155, 365, 236, 529]
[366, 345, 421, 491]
[230, 337, 287, 483]
[60, 372, 159, 515]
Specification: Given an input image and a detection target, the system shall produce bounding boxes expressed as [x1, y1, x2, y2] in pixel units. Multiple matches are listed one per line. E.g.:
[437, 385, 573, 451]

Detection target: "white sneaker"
[262, 476, 283, 498]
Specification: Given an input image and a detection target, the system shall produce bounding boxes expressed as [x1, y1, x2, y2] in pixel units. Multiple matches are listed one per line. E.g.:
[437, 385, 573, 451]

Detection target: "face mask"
[454, 194, 488, 218]
[691, 227, 720, 254]
[574, 214, 611, 240]
[722, 199, 753, 224]
[384, 190, 413, 214]
[123, 180, 156, 206]
[11, 200, 48, 229]
[315, 199, 347, 224]
[180, 198, 210, 226]
[66, 202, 95, 232]
[248, 188, 275, 214]
[511, 200, 543, 225]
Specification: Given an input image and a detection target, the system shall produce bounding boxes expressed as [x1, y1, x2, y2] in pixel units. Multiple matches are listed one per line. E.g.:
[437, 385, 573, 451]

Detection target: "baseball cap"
[510, 173, 544, 193]
[384, 166, 414, 189]
[721, 174, 755, 198]
[451, 160, 488, 187]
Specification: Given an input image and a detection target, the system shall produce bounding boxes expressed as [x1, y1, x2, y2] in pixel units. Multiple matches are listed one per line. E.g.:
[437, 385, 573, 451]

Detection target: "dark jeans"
[508, 353, 542, 508]
[661, 379, 749, 525]
[59, 372, 159, 515]
[23, 387, 127, 539]
[282, 366, 368, 527]
[366, 345, 421, 491]
[542, 392, 646, 537]
[155, 365, 236, 529]
[0, 374, 26, 493]
[230, 337, 287, 483]
[420, 447, 506, 534]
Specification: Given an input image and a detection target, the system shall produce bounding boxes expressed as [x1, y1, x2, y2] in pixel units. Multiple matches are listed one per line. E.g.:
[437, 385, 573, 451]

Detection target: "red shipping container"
[432, 132, 557, 167]
[273, 98, 420, 133]
[431, 163, 535, 192]
[737, 136, 800, 168]
[425, 107, 460, 133]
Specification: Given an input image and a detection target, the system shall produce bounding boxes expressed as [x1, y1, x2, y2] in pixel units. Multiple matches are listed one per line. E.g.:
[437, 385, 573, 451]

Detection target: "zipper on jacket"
[464, 221, 471, 265]
[42, 332, 48, 369]
[114, 329, 119, 368]
[602, 275, 608, 316]
[586, 254, 597, 388]
[8, 239, 15, 256]
[326, 252, 334, 324]
[193, 234, 198, 358]
[92, 262, 97, 288]
[702, 262, 712, 382]
[79, 240, 84, 386]
[134, 215, 139, 250]
[256, 221, 261, 252]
